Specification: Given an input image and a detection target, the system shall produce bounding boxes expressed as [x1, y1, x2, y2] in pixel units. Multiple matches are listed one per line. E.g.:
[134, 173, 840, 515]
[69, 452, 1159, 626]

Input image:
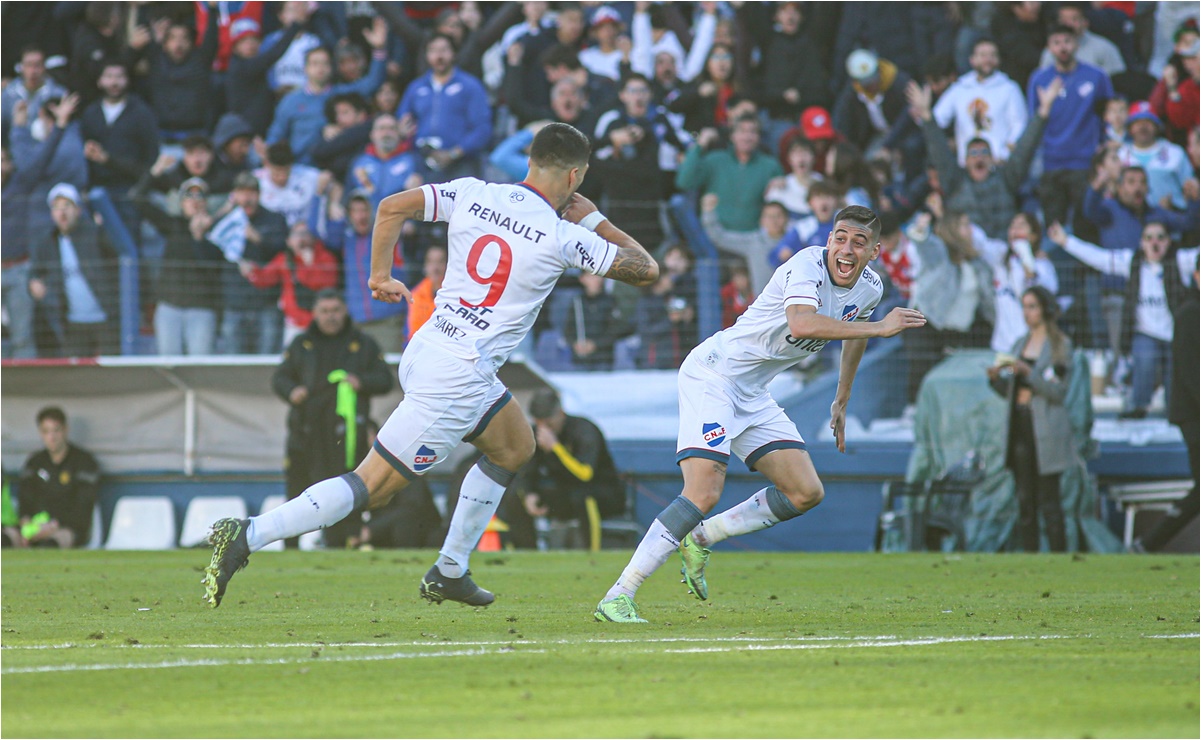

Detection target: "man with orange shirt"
[406, 244, 447, 339]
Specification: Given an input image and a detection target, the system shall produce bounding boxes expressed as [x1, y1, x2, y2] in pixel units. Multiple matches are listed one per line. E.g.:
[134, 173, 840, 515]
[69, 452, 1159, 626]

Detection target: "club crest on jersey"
[702, 422, 726, 447]
[841, 304, 860, 322]
[414, 445, 438, 472]
[509, 191, 525, 203]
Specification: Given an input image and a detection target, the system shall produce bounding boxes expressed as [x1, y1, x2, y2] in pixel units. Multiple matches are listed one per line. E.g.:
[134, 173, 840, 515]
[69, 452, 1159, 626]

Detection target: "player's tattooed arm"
[607, 245, 659, 286]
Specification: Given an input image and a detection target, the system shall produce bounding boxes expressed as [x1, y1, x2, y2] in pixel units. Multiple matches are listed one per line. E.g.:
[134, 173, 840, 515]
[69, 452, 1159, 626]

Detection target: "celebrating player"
[204, 123, 659, 608]
[594, 206, 926, 623]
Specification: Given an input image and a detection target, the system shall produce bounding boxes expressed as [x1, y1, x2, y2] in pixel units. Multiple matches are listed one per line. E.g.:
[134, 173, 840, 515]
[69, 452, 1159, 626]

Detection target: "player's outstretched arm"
[368, 187, 426, 303]
[562, 193, 659, 287]
[787, 305, 926, 341]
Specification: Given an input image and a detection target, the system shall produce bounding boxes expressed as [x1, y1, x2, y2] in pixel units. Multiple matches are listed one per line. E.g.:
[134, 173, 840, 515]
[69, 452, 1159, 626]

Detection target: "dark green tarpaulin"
[902, 349, 1121, 553]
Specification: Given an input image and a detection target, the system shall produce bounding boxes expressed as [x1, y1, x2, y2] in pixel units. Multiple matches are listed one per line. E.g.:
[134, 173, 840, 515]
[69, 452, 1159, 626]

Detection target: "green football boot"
[203, 517, 251, 608]
[593, 594, 648, 623]
[678, 534, 711, 600]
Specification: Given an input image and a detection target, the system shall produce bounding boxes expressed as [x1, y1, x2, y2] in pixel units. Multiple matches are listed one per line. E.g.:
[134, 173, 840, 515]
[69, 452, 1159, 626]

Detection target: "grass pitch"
[1, 549, 1197, 738]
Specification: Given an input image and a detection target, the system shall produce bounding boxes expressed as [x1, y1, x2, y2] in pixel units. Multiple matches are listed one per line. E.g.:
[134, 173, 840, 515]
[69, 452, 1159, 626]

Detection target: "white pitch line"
[1, 647, 545, 675]
[3, 633, 1194, 675]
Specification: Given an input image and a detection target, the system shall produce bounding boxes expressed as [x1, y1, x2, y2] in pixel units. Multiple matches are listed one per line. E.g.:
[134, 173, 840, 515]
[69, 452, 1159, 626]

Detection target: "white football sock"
[604, 520, 680, 600]
[247, 476, 356, 552]
[692, 487, 783, 547]
[436, 463, 507, 578]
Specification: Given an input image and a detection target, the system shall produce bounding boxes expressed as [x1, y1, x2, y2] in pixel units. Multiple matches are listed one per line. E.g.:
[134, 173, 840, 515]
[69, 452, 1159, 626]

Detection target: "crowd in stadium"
[2, 1, 1198, 418]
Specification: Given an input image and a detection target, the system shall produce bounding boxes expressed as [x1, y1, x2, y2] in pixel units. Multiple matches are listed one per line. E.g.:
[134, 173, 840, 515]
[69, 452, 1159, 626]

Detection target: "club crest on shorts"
[414, 445, 438, 472]
[702, 422, 726, 447]
[841, 304, 860, 322]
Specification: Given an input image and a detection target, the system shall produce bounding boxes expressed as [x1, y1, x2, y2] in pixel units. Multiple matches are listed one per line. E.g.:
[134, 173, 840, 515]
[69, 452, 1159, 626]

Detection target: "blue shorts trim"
[745, 440, 807, 472]
[675, 447, 731, 466]
[463, 389, 514, 443]
[373, 440, 418, 480]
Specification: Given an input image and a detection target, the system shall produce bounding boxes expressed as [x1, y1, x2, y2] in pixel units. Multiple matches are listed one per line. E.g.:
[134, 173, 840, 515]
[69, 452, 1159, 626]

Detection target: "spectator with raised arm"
[1149, 34, 1198, 146]
[29, 184, 121, 357]
[592, 72, 691, 249]
[1, 46, 67, 141]
[11, 95, 87, 258]
[217, 172, 289, 355]
[262, 1, 339, 96]
[146, 9, 220, 146]
[701, 193, 789, 295]
[310, 190, 406, 353]
[1029, 24, 1113, 228]
[226, 16, 304, 137]
[2, 95, 81, 360]
[1082, 165, 1200, 359]
[976, 213, 1061, 354]
[241, 221, 340, 348]
[1048, 220, 1198, 418]
[131, 176, 225, 356]
[266, 19, 388, 166]
[397, 33, 492, 182]
[909, 75, 1059, 239]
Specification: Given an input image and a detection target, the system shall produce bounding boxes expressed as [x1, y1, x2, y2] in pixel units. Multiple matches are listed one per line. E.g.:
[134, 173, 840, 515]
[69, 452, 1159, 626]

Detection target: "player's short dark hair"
[529, 388, 562, 420]
[834, 205, 882, 241]
[529, 122, 591, 170]
[37, 406, 66, 426]
[266, 141, 295, 167]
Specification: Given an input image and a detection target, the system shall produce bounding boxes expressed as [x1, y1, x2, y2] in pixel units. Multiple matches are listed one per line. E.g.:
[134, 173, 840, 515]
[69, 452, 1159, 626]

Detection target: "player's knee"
[688, 488, 721, 513]
[782, 481, 824, 512]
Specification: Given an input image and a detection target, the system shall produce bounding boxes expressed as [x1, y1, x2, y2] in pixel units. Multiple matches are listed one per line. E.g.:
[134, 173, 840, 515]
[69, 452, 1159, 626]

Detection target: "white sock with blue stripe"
[246, 473, 366, 552]
[436, 458, 513, 578]
[692, 486, 802, 547]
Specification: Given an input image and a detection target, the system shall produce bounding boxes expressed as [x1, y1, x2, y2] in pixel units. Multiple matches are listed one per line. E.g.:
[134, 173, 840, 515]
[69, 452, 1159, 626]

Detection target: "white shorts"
[374, 336, 511, 478]
[676, 352, 806, 471]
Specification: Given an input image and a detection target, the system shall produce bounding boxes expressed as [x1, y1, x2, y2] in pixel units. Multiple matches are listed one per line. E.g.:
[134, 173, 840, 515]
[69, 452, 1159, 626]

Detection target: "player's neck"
[521, 176, 566, 211]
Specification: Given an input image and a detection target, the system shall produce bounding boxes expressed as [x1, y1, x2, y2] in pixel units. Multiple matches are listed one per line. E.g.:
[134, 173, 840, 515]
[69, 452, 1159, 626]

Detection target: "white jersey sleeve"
[557, 221, 619, 277]
[781, 247, 828, 311]
[422, 177, 480, 223]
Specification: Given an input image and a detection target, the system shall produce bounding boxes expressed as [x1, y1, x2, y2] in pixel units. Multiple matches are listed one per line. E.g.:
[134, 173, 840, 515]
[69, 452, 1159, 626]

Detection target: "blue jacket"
[396, 68, 492, 157]
[1080, 186, 1200, 291]
[489, 128, 534, 182]
[1027, 62, 1112, 171]
[345, 146, 422, 211]
[10, 123, 88, 245]
[266, 55, 387, 165]
[309, 200, 405, 326]
[2, 124, 73, 263]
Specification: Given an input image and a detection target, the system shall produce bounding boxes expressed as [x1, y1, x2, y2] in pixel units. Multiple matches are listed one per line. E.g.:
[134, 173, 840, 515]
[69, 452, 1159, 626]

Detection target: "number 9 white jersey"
[416, 178, 618, 374]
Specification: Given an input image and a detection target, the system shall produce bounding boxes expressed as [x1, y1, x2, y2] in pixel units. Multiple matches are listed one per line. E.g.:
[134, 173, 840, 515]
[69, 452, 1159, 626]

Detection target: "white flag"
[208, 207, 249, 263]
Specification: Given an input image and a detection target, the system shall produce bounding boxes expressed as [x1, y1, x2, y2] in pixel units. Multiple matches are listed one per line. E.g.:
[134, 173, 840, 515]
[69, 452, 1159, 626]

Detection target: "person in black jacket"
[272, 289, 393, 548]
[132, 176, 225, 355]
[28, 183, 120, 357]
[79, 60, 160, 254]
[225, 17, 303, 137]
[146, 11, 219, 143]
[1134, 257, 1199, 553]
[564, 271, 628, 370]
[740, 2, 830, 129]
[520, 388, 626, 549]
[15, 407, 100, 549]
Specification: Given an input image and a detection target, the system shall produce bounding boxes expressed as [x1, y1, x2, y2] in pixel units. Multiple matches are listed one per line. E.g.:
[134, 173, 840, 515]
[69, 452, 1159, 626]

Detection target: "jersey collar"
[517, 182, 556, 212]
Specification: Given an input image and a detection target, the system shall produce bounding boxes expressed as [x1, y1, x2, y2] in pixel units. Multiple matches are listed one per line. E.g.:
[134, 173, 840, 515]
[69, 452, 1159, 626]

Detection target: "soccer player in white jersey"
[595, 206, 927, 623]
[204, 123, 659, 608]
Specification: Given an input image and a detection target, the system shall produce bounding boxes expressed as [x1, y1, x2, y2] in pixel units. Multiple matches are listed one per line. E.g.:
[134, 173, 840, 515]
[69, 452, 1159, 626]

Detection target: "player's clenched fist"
[369, 276, 413, 304]
[560, 193, 599, 224]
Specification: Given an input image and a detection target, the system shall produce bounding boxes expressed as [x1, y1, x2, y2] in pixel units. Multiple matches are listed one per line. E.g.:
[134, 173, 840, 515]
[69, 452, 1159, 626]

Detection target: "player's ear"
[870, 241, 881, 260]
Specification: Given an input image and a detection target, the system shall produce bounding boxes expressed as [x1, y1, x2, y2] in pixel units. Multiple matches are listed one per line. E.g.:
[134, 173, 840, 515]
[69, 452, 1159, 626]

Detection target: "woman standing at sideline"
[987, 286, 1077, 552]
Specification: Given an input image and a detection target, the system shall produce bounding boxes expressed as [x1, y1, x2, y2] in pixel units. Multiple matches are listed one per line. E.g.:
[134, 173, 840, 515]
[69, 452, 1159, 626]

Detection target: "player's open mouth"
[835, 257, 856, 279]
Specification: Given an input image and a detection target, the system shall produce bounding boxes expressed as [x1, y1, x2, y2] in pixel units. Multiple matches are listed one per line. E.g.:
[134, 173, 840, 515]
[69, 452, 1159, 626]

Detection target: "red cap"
[801, 106, 835, 141]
